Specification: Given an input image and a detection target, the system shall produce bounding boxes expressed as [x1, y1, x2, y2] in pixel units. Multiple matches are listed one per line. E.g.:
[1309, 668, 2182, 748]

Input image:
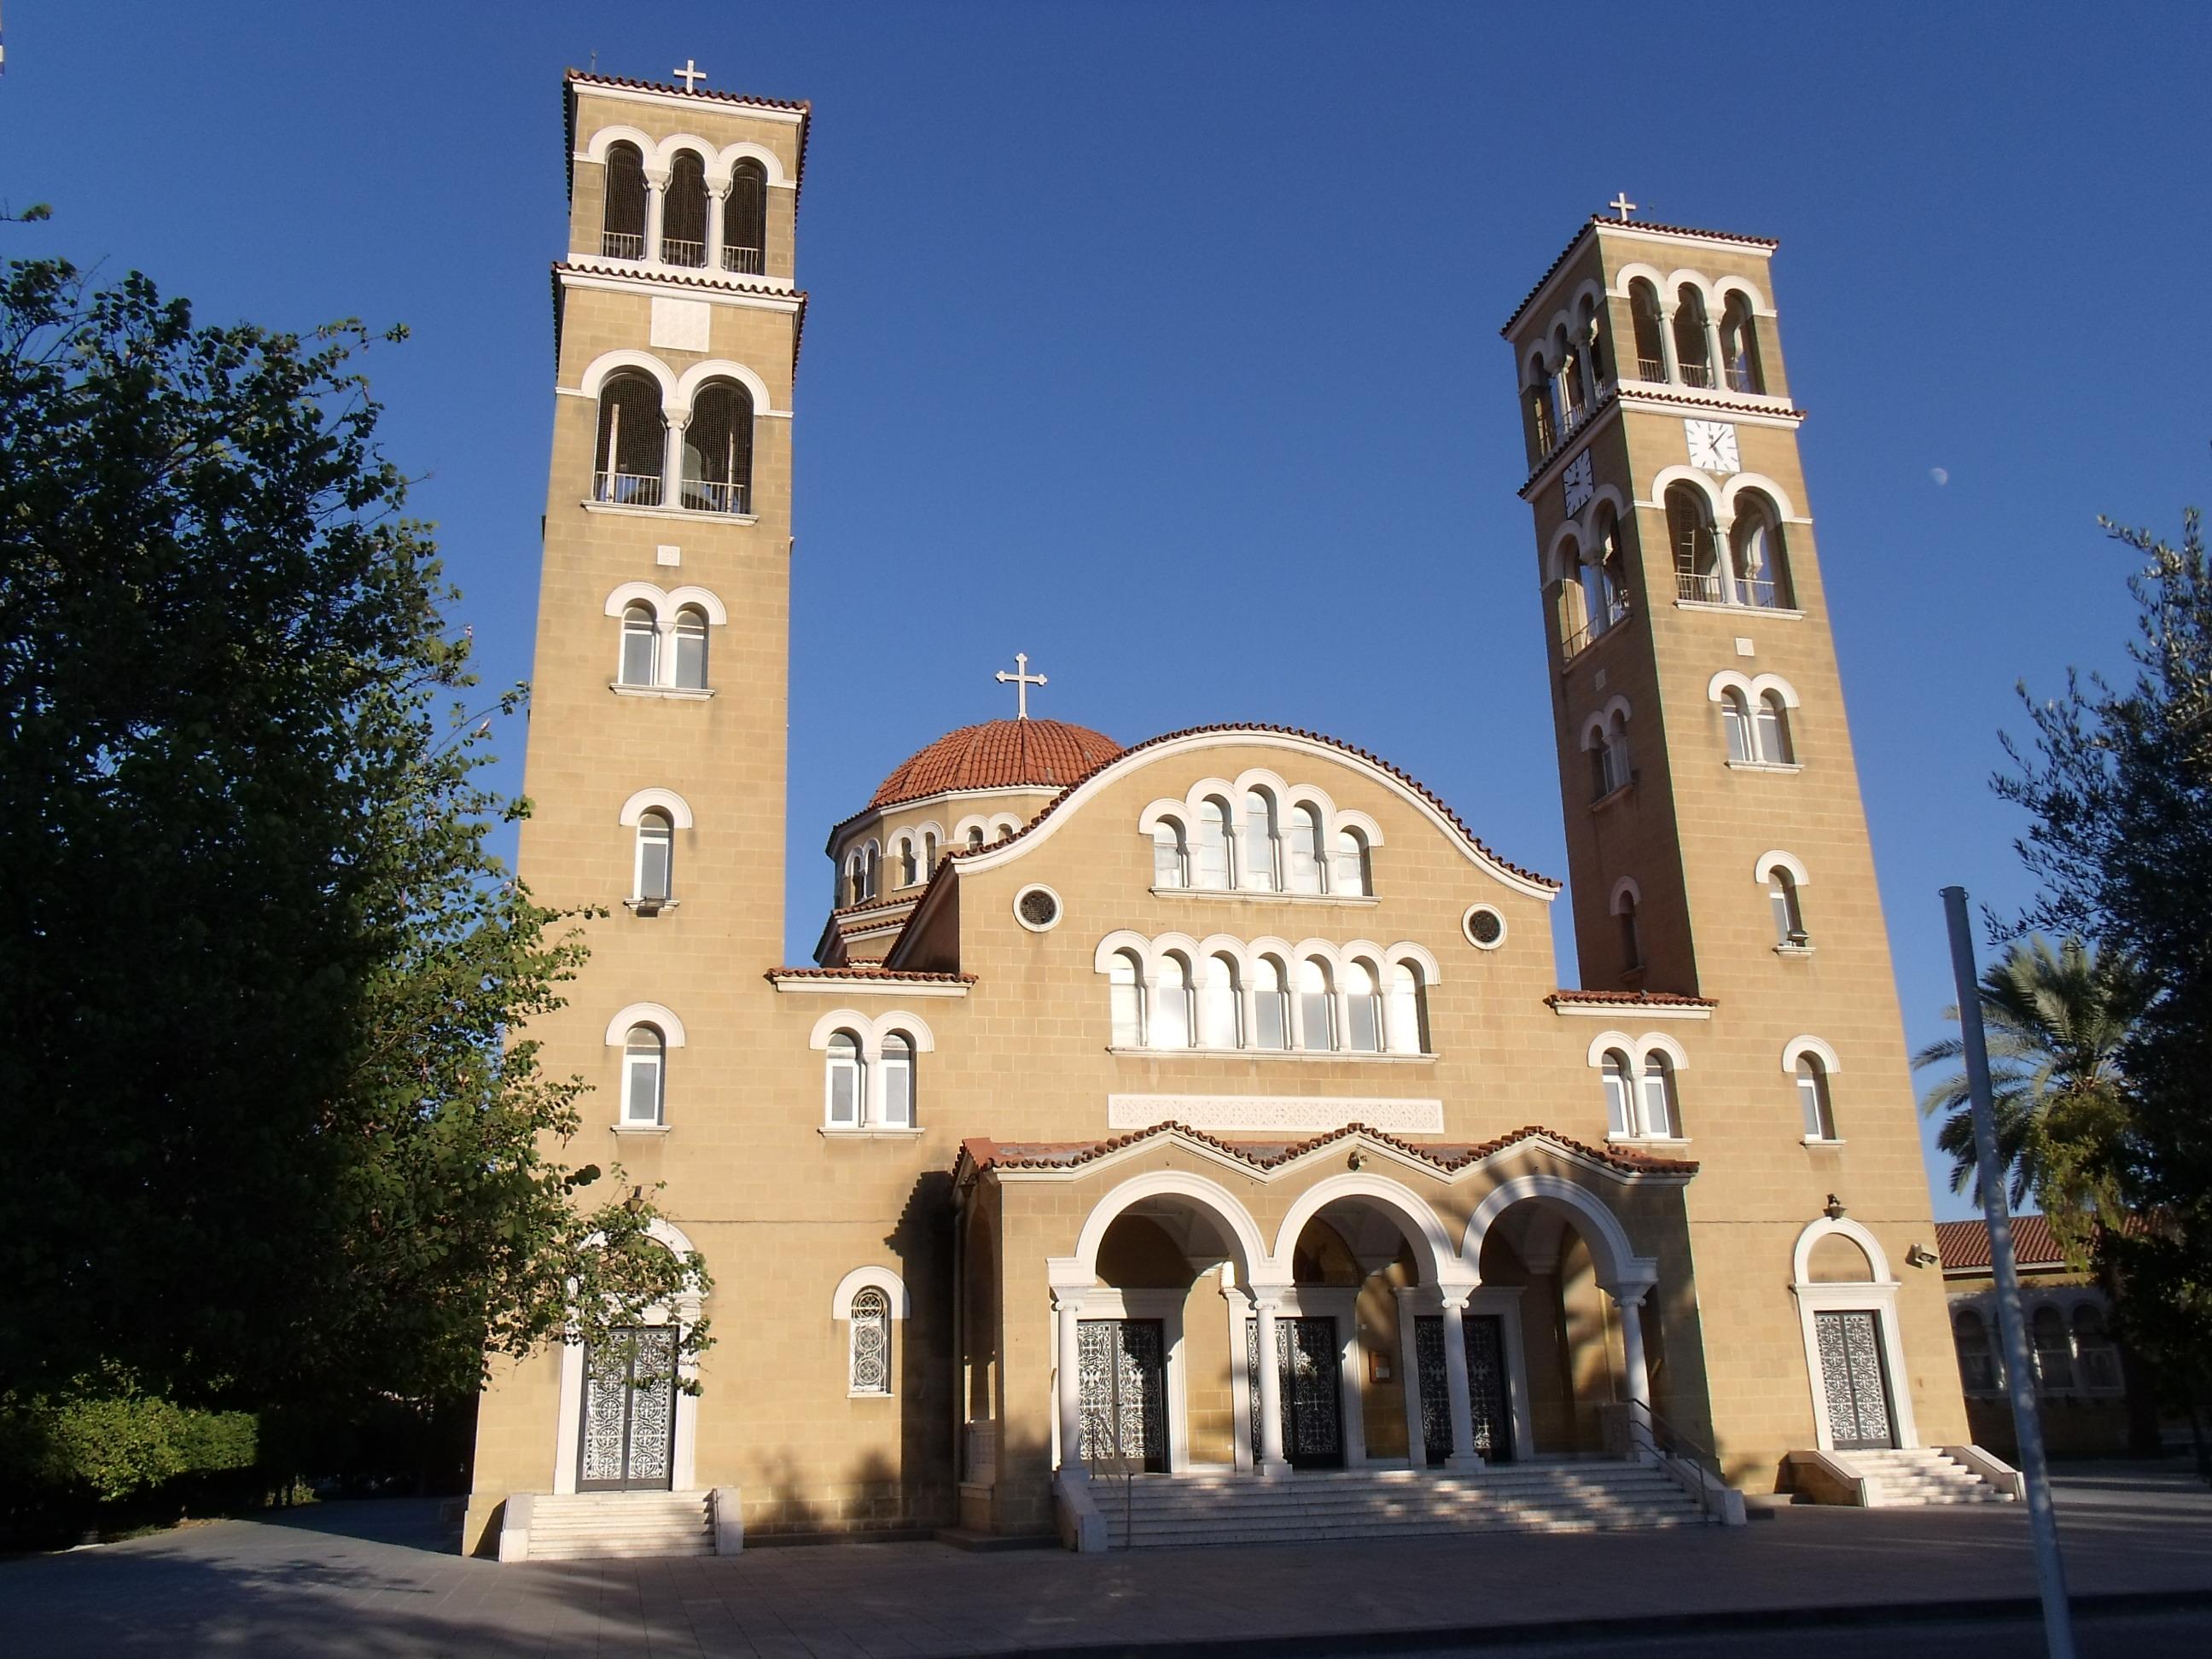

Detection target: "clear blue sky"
[7, 3, 2209, 1219]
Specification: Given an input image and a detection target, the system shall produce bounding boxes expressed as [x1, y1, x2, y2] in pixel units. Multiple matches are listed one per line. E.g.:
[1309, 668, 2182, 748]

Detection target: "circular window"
[1463, 904, 1507, 950]
[1015, 884, 1062, 932]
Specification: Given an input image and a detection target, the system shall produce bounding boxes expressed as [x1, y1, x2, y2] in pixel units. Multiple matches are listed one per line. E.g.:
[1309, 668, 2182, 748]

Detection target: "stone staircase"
[522, 1491, 716, 1559]
[1842, 1448, 2017, 1506]
[1093, 1462, 1711, 1549]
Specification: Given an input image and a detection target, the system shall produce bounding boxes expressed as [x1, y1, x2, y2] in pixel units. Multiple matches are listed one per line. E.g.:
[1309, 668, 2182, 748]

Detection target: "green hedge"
[0, 1388, 258, 1505]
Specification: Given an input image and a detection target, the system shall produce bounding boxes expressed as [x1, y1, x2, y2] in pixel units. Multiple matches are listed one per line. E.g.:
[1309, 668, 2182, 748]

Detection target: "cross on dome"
[994, 652, 1047, 720]
[1609, 192, 1638, 222]
[672, 58, 707, 92]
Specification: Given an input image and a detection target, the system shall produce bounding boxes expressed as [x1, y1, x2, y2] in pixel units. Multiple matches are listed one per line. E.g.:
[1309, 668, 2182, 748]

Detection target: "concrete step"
[526, 1492, 715, 1559]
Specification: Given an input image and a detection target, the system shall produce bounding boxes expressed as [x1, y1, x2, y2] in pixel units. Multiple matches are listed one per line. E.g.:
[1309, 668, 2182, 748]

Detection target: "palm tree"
[1913, 934, 2150, 1255]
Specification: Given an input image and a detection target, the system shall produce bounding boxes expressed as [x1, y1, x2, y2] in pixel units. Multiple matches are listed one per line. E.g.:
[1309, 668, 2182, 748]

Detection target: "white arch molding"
[830, 1264, 911, 1321]
[1051, 1169, 1270, 1290]
[1609, 876, 1641, 916]
[619, 787, 695, 830]
[603, 580, 731, 626]
[1781, 1034, 1843, 1076]
[605, 1002, 686, 1046]
[1789, 1214, 1920, 1451]
[806, 1007, 936, 1054]
[552, 1214, 706, 1495]
[1458, 1174, 1655, 1292]
[1718, 471, 1801, 523]
[1706, 668, 1802, 709]
[1754, 848, 1812, 888]
[1268, 1172, 1460, 1288]
[1581, 1027, 1691, 1073]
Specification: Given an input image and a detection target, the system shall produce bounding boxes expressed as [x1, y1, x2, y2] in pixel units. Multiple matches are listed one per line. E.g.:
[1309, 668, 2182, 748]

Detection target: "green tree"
[1912, 934, 2149, 1265]
[0, 260, 706, 1429]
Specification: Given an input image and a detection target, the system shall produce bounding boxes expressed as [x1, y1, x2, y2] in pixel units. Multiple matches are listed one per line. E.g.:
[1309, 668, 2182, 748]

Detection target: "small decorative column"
[1054, 1290, 1086, 1477]
[1438, 1292, 1484, 1472]
[1703, 311, 1727, 390]
[1576, 335, 1598, 412]
[1656, 305, 1682, 385]
[1393, 1286, 1427, 1470]
[705, 183, 729, 274]
[1253, 1291, 1289, 1478]
[661, 412, 690, 511]
[1612, 1284, 1653, 1458]
[643, 176, 669, 265]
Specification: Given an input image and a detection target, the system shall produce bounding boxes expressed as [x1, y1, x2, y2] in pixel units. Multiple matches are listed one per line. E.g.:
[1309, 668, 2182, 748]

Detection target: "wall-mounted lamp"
[1824, 1193, 1847, 1220]
[1348, 1150, 1366, 1172]
[1906, 1243, 1939, 1269]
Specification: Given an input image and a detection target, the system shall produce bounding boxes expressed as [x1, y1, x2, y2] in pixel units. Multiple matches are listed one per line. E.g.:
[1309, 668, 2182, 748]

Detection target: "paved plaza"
[3, 1465, 2209, 1656]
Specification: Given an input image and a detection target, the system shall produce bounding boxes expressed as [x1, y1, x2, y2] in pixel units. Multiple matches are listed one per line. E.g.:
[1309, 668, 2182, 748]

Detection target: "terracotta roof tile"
[1546, 989, 1718, 1009]
[1936, 1214, 2104, 1272]
[961, 1121, 1694, 1179]
[766, 966, 976, 985]
[1501, 216, 1779, 337]
[870, 719, 1123, 810]
[565, 68, 811, 114]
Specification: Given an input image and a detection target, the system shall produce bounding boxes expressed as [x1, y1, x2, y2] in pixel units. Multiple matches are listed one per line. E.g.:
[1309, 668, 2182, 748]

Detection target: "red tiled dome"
[870, 719, 1122, 810]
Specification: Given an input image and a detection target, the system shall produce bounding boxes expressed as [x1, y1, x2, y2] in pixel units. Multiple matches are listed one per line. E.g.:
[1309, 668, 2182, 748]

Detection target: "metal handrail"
[601, 231, 645, 259]
[1678, 359, 1716, 389]
[1623, 1398, 1732, 1522]
[721, 244, 765, 275]
[1725, 360, 1762, 394]
[661, 237, 707, 268]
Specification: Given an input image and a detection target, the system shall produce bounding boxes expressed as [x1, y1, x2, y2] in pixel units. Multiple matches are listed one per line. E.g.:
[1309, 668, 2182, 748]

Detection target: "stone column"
[1657, 305, 1681, 385]
[1253, 1291, 1289, 1477]
[661, 412, 690, 511]
[706, 184, 729, 274]
[643, 177, 668, 265]
[1703, 312, 1726, 389]
[1393, 1286, 1426, 1470]
[1613, 1284, 1652, 1457]
[1439, 1292, 1483, 1472]
[1054, 1290, 1086, 1476]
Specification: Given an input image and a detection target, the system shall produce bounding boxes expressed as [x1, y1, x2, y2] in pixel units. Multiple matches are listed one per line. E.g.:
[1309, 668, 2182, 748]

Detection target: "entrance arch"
[552, 1217, 706, 1495]
[1791, 1215, 1918, 1451]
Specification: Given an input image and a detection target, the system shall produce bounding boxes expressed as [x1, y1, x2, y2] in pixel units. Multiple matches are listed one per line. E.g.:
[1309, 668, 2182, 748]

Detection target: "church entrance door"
[1416, 1314, 1513, 1464]
[577, 1327, 678, 1492]
[1815, 1310, 1897, 1451]
[1077, 1319, 1168, 1473]
[1249, 1315, 1344, 1468]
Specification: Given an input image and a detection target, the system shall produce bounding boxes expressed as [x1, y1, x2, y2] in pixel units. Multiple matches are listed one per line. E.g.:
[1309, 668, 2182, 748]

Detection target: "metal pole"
[1942, 886, 2075, 1659]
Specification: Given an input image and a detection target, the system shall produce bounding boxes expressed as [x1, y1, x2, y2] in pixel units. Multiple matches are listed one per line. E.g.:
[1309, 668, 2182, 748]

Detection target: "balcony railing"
[678, 477, 752, 515]
[1676, 570, 1785, 608]
[1560, 599, 1630, 662]
[721, 244, 765, 276]
[595, 470, 664, 508]
[1678, 359, 1716, 389]
[1725, 360, 1762, 395]
[1637, 356, 1667, 383]
[601, 231, 645, 260]
[661, 237, 707, 268]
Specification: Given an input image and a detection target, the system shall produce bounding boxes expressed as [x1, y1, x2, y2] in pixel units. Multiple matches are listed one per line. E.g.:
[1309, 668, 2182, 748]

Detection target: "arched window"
[1240, 789, 1279, 892]
[1583, 507, 1630, 637]
[1151, 817, 1190, 890]
[622, 1024, 666, 1126]
[1667, 485, 1721, 603]
[843, 852, 864, 907]
[896, 836, 917, 888]
[1640, 1052, 1681, 1138]
[1553, 325, 1586, 429]
[848, 1285, 891, 1394]
[1729, 495, 1792, 608]
[825, 1030, 864, 1127]
[966, 825, 985, 852]
[1720, 687, 1755, 762]
[1796, 1054, 1837, 1140]
[1296, 958, 1336, 1051]
[723, 158, 767, 276]
[1590, 711, 1631, 797]
[1672, 284, 1713, 387]
[923, 830, 939, 872]
[1152, 954, 1194, 1050]
[1522, 358, 1558, 464]
[1385, 961, 1429, 1055]
[1198, 953, 1242, 1049]
[1193, 797, 1232, 890]
[880, 1033, 915, 1128]
[1628, 280, 1666, 381]
[1343, 959, 1383, 1052]
[2072, 1305, 2122, 1391]
[1720, 292, 1765, 394]
[662, 149, 709, 267]
[597, 373, 667, 506]
[1769, 866, 1808, 946]
[863, 844, 881, 900]
[1253, 956, 1289, 1051]
[2031, 1305, 2075, 1391]
[1330, 827, 1371, 896]
[1617, 890, 1643, 974]
[1578, 293, 1610, 389]
[1601, 1049, 1637, 1136]
[671, 606, 709, 689]
[1286, 804, 1324, 894]
[1108, 951, 1145, 1048]
[602, 142, 649, 259]
[1954, 1310, 2000, 1394]
[635, 809, 674, 907]
[620, 601, 660, 685]
[1755, 691, 1793, 765]
[681, 380, 754, 515]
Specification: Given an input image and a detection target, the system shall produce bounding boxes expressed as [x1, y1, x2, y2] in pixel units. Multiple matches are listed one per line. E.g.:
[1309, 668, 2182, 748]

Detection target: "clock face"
[1562, 451, 1594, 515]
[1685, 419, 1739, 474]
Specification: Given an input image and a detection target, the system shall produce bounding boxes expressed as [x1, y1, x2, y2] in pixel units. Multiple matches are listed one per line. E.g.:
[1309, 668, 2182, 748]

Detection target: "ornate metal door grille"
[1414, 1313, 1512, 1463]
[578, 1326, 678, 1491]
[1815, 1310, 1896, 1451]
[1246, 1316, 1344, 1468]
[1077, 1319, 1167, 1473]
[1415, 1314, 1452, 1465]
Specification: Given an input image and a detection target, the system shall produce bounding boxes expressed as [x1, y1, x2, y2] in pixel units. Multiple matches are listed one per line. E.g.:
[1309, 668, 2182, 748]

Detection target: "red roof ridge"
[554, 259, 806, 306]
[766, 966, 976, 984]
[961, 1119, 1693, 1179]
[566, 68, 812, 114]
[1546, 989, 1717, 1008]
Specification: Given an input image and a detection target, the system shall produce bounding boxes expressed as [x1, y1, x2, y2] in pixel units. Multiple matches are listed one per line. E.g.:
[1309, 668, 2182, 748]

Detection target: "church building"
[464, 70, 2014, 1560]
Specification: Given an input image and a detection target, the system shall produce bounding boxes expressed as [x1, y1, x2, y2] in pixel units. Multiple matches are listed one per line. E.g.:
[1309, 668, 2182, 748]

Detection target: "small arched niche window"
[1720, 687, 1755, 762]
[1628, 280, 1667, 381]
[681, 380, 754, 515]
[723, 158, 768, 276]
[1330, 827, 1371, 897]
[2031, 1305, 2075, 1391]
[1151, 816, 1190, 890]
[1584, 507, 1630, 637]
[1720, 292, 1766, 395]
[1579, 292, 1610, 388]
[1286, 804, 1324, 894]
[1385, 961, 1429, 1056]
[1343, 959, 1384, 1053]
[1152, 953, 1195, 1050]
[1296, 958, 1336, 1051]
[1553, 324, 1586, 427]
[1667, 485, 1721, 604]
[1953, 1309, 2000, 1393]
[672, 606, 709, 690]
[1755, 691, 1794, 765]
[897, 836, 918, 888]
[1672, 284, 1714, 387]
[1522, 356, 1558, 464]
[1198, 953, 1242, 1049]
[634, 809, 674, 907]
[1240, 789, 1279, 892]
[842, 852, 864, 908]
[965, 825, 985, 853]
[923, 830, 939, 873]
[848, 1285, 891, 1395]
[1253, 955, 1290, 1051]
[661, 149, 710, 267]
[1591, 712, 1632, 799]
[1601, 1048, 1637, 1136]
[622, 1024, 667, 1126]
[864, 844, 882, 900]
[1796, 1054, 1837, 1141]
[1616, 889, 1643, 975]
[880, 1033, 915, 1128]
[1193, 797, 1232, 890]
[1108, 950, 1145, 1048]
[620, 601, 660, 685]
[596, 373, 667, 507]
[2072, 1305, 2122, 1391]
[824, 1029, 865, 1127]
[602, 142, 649, 259]
[1640, 1052, 1682, 1138]
[1729, 494, 1792, 609]
[1769, 865, 1809, 947]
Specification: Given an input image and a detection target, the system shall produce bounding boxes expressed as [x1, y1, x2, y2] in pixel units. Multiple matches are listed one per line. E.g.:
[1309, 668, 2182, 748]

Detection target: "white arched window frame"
[1152, 952, 1195, 1051]
[880, 1032, 916, 1128]
[1198, 952, 1242, 1049]
[1756, 850, 1813, 949]
[633, 809, 675, 906]
[809, 1011, 934, 1132]
[1330, 826, 1371, 896]
[1342, 958, 1384, 1053]
[1384, 959, 1429, 1056]
[896, 835, 918, 888]
[1193, 797, 1233, 890]
[602, 583, 727, 693]
[1782, 1036, 1842, 1143]
[1109, 949, 1146, 1048]
[1708, 672, 1802, 768]
[1790, 1216, 1922, 1452]
[1586, 1029, 1689, 1141]
[1152, 815, 1191, 890]
[621, 1024, 667, 1126]
[1295, 957, 1336, 1051]
[672, 606, 710, 689]
[620, 600, 659, 686]
[1286, 802, 1324, 894]
[1240, 789, 1280, 893]
[830, 1266, 911, 1400]
[1252, 954, 1289, 1051]
[1138, 777, 1385, 901]
[824, 1029, 864, 1127]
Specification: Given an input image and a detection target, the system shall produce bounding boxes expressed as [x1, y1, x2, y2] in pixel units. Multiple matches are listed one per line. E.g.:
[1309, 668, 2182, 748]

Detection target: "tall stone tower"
[1502, 214, 1966, 1472]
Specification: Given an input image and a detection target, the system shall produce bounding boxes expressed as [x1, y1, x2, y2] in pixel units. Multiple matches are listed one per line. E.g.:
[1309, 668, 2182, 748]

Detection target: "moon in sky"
[1930, 467, 1950, 486]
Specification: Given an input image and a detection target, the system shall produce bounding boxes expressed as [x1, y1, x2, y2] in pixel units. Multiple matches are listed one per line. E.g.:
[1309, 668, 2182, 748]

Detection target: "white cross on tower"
[995, 652, 1047, 720]
[672, 59, 707, 93]
[1609, 192, 1638, 222]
